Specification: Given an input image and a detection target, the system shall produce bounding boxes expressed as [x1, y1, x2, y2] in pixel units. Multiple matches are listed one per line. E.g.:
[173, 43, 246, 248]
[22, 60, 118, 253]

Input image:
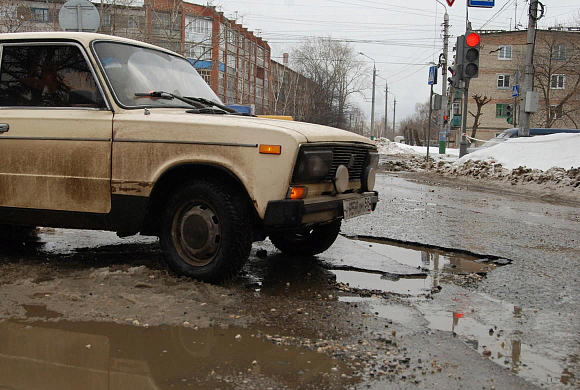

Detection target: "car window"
[0, 44, 104, 108]
[93, 41, 221, 108]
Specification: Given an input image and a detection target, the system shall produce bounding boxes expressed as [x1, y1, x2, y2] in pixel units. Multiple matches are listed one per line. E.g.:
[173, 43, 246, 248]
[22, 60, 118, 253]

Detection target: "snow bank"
[456, 133, 580, 171]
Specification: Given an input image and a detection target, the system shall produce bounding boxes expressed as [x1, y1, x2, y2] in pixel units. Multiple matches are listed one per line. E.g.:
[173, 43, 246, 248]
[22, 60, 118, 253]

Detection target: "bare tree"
[291, 37, 369, 129]
[527, 32, 580, 128]
[0, 0, 31, 33]
[399, 101, 430, 145]
[468, 94, 491, 138]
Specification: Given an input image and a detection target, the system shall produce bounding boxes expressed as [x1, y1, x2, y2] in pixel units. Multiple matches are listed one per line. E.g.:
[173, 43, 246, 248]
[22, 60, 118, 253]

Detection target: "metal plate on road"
[343, 196, 372, 220]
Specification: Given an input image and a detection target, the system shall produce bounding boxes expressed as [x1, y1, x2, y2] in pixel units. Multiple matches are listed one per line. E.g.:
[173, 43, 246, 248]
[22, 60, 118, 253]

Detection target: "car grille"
[324, 145, 373, 182]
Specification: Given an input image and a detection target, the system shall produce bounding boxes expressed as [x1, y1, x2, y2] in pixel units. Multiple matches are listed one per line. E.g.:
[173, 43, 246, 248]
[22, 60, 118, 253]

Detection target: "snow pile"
[377, 135, 580, 190]
[456, 133, 580, 171]
[376, 138, 458, 161]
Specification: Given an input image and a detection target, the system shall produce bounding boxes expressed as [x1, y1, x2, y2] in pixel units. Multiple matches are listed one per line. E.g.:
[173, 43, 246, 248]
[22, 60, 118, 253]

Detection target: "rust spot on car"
[112, 181, 153, 196]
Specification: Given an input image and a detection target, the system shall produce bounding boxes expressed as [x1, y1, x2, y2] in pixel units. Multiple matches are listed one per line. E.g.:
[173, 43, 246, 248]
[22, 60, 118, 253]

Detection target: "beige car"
[0, 32, 378, 282]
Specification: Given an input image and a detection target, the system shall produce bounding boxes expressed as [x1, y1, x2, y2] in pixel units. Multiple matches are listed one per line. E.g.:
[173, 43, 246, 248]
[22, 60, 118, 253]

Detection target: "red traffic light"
[466, 32, 480, 47]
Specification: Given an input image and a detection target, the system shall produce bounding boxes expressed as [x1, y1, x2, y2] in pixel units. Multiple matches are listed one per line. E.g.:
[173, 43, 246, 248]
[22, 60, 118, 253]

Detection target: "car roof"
[0, 32, 180, 57]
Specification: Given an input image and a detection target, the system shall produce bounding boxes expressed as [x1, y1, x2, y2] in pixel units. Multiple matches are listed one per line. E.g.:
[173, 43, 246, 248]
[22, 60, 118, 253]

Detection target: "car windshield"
[93, 41, 221, 108]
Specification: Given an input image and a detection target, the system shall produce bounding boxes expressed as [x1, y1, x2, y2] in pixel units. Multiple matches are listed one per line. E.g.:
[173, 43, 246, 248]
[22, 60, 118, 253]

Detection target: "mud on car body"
[0, 32, 378, 282]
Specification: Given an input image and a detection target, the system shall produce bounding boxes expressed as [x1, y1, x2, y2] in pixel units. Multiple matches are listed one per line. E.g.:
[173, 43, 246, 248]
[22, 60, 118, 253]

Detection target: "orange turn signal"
[289, 186, 308, 200]
[259, 144, 281, 155]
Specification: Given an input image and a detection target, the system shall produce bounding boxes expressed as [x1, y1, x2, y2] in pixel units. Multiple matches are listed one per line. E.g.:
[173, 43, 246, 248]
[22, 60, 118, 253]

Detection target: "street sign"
[446, 0, 455, 6]
[468, 0, 495, 8]
[428, 66, 437, 85]
[59, 0, 100, 32]
[512, 85, 519, 97]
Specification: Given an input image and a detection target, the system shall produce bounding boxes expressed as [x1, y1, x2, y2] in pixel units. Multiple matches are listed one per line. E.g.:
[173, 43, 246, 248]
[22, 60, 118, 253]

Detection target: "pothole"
[326, 236, 507, 298]
[0, 319, 359, 389]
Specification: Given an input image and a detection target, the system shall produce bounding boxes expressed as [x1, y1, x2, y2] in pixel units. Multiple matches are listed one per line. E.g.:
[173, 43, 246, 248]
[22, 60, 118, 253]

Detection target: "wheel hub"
[178, 205, 221, 265]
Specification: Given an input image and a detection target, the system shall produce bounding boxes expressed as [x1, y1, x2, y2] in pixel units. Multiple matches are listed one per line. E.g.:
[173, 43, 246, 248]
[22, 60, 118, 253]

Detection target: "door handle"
[0, 124, 9, 133]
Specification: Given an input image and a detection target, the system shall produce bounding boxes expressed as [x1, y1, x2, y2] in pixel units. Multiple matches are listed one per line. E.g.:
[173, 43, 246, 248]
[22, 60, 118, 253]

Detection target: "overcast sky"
[200, 0, 579, 125]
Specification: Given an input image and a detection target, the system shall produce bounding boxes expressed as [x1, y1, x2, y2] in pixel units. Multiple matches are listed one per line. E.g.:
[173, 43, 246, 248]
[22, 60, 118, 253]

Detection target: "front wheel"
[160, 180, 252, 283]
[269, 220, 341, 256]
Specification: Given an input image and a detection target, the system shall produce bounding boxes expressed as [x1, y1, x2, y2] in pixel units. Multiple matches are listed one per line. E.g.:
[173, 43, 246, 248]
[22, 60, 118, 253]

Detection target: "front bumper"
[263, 191, 378, 228]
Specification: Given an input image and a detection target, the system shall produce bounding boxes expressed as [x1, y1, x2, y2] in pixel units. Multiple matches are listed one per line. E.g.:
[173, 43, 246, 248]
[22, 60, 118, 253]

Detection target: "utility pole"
[358, 52, 377, 139]
[384, 82, 388, 140]
[519, 1, 540, 137]
[441, 11, 449, 144]
[392, 98, 396, 139]
[371, 65, 376, 139]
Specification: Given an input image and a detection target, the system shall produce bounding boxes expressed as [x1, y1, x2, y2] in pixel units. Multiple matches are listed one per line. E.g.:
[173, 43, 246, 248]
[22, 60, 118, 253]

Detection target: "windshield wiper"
[134, 91, 206, 110]
[183, 96, 237, 113]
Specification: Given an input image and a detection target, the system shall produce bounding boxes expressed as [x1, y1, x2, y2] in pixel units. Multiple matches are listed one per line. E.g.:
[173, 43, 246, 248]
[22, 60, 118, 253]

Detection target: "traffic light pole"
[459, 78, 470, 157]
[427, 82, 434, 163]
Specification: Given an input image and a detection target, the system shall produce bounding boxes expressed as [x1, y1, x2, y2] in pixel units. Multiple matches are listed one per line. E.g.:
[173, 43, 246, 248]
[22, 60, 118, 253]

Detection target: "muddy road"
[0, 171, 578, 389]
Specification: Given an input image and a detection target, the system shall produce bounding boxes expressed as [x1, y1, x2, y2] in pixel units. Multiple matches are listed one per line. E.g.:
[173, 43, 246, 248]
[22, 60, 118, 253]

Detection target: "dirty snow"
[456, 133, 580, 171]
[377, 135, 580, 192]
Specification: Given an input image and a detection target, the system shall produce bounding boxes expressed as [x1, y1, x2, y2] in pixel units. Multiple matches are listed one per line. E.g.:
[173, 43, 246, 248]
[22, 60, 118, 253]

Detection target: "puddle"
[0, 320, 358, 390]
[23, 305, 63, 319]
[329, 237, 497, 297]
[422, 308, 570, 386]
[333, 270, 432, 296]
[351, 237, 495, 275]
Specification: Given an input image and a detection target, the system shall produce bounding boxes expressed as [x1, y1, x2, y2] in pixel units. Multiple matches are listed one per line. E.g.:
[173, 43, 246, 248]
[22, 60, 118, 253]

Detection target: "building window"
[497, 74, 510, 89]
[498, 45, 512, 60]
[128, 15, 139, 29]
[31, 7, 49, 22]
[552, 44, 566, 61]
[496, 104, 510, 118]
[550, 105, 563, 119]
[452, 102, 461, 116]
[102, 14, 112, 27]
[550, 74, 565, 89]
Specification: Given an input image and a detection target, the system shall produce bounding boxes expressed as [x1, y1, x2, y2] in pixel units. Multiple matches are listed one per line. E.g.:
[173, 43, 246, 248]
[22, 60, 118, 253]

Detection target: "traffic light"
[506, 104, 513, 124]
[462, 31, 480, 79]
[455, 35, 465, 80]
[448, 65, 461, 88]
[443, 113, 449, 125]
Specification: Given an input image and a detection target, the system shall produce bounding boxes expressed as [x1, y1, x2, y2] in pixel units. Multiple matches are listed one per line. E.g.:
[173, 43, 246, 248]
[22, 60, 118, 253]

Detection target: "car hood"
[247, 117, 372, 144]
[114, 109, 374, 146]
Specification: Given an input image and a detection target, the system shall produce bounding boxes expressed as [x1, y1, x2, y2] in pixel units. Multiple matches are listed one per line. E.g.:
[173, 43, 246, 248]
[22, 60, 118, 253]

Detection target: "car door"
[0, 41, 113, 213]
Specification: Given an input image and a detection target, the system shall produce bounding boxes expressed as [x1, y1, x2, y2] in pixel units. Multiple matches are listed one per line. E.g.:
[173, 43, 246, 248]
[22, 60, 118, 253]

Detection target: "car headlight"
[293, 149, 333, 183]
[362, 152, 379, 192]
[367, 152, 379, 169]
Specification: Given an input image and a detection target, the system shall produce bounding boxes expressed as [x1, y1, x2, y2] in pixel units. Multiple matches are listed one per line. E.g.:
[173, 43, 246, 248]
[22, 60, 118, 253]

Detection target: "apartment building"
[460, 28, 580, 141]
[0, 0, 272, 114]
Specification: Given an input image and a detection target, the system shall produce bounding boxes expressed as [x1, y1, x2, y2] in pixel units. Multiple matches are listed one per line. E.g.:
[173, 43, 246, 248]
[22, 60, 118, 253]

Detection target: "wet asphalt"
[0, 170, 578, 388]
[342, 172, 580, 386]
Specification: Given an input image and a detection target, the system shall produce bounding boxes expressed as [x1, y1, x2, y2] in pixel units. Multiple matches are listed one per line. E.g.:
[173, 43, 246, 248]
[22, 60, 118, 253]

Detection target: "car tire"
[160, 180, 252, 283]
[269, 220, 341, 256]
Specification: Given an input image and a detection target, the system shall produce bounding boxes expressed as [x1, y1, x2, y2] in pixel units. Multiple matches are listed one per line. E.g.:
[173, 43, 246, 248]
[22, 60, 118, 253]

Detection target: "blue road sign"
[512, 85, 519, 97]
[468, 0, 494, 8]
[428, 66, 437, 85]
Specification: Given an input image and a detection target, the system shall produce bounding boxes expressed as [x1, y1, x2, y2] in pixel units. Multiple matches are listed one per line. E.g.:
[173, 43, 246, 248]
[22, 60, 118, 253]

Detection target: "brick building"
[0, 0, 273, 114]
[458, 28, 580, 142]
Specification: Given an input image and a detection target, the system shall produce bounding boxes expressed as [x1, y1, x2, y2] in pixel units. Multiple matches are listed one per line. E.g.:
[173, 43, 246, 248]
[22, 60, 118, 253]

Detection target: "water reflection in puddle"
[422, 307, 570, 386]
[331, 237, 495, 297]
[0, 320, 358, 390]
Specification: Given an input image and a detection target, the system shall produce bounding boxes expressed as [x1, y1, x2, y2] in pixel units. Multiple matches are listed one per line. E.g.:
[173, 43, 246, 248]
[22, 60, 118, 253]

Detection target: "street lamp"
[358, 52, 376, 140]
